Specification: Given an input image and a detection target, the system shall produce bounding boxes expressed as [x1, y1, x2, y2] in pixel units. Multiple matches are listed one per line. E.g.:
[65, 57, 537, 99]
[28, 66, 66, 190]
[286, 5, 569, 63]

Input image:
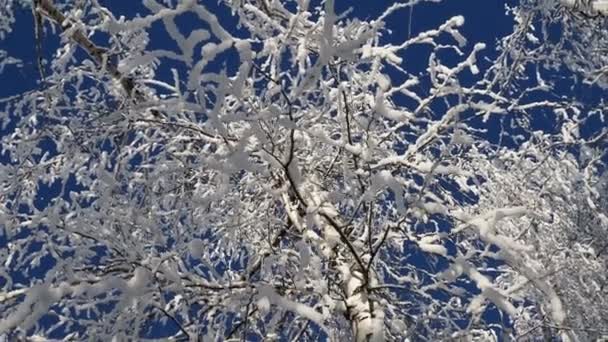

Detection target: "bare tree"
[0, 0, 606, 340]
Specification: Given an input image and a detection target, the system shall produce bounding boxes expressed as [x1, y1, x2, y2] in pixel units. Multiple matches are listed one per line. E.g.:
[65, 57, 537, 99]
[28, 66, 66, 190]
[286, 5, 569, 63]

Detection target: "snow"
[337, 265, 386, 341]
[189, 238, 204, 259]
[451, 129, 474, 146]
[233, 40, 252, 98]
[420, 201, 448, 215]
[0, 283, 72, 333]
[323, 223, 342, 248]
[376, 73, 391, 91]
[127, 267, 150, 292]
[256, 296, 271, 315]
[360, 45, 403, 64]
[411, 159, 462, 176]
[466, 295, 485, 315]
[445, 16, 467, 47]
[355, 307, 385, 342]
[417, 234, 448, 257]
[319, 0, 336, 64]
[593, 0, 608, 13]
[550, 295, 566, 323]
[561, 0, 608, 14]
[4, 0, 605, 339]
[467, 207, 534, 253]
[441, 260, 465, 282]
[257, 285, 327, 330]
[297, 0, 310, 11]
[104, 0, 194, 33]
[374, 89, 410, 122]
[191, 4, 233, 42]
[296, 240, 311, 268]
[418, 241, 447, 256]
[460, 261, 518, 317]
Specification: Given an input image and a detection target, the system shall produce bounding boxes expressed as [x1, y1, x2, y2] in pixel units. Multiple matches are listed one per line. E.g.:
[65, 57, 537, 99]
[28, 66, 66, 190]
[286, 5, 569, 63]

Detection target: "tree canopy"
[0, 0, 607, 340]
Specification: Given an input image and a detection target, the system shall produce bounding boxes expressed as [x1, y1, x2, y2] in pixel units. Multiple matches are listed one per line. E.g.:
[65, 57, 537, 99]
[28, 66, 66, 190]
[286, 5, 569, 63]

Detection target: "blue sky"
[0, 0, 528, 339]
[2, 0, 606, 340]
[1, 1, 515, 98]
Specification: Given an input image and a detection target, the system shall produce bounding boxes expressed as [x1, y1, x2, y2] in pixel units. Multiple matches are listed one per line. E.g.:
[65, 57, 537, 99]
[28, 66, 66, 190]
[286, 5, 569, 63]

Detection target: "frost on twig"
[0, 0, 606, 340]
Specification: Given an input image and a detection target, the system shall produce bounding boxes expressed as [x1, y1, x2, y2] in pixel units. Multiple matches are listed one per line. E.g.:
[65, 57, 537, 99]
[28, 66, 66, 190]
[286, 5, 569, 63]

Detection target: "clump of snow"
[418, 235, 448, 257]
[256, 295, 271, 315]
[376, 73, 391, 91]
[374, 89, 410, 122]
[593, 0, 608, 14]
[189, 238, 204, 259]
[0, 283, 73, 333]
[296, 240, 311, 268]
[549, 294, 566, 323]
[256, 285, 327, 331]
[127, 267, 150, 292]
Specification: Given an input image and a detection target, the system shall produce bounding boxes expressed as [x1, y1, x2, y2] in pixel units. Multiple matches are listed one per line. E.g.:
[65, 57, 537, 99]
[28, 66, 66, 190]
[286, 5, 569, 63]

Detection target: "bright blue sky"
[2, 0, 604, 340]
[0, 0, 530, 338]
[1, 1, 515, 99]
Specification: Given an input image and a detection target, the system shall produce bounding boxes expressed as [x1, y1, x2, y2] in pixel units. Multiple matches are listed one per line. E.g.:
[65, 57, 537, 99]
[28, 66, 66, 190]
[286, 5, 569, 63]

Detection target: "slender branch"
[155, 305, 191, 340]
[136, 118, 228, 143]
[38, 0, 136, 95]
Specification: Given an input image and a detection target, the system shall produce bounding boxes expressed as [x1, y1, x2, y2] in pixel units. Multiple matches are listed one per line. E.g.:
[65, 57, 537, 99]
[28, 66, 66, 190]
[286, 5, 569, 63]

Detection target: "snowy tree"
[469, 135, 608, 340]
[0, 0, 606, 340]
[490, 0, 608, 96]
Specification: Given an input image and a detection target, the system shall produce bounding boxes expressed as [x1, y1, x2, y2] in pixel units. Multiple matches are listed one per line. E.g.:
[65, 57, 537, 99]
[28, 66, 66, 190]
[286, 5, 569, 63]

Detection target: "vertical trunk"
[338, 264, 384, 342]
